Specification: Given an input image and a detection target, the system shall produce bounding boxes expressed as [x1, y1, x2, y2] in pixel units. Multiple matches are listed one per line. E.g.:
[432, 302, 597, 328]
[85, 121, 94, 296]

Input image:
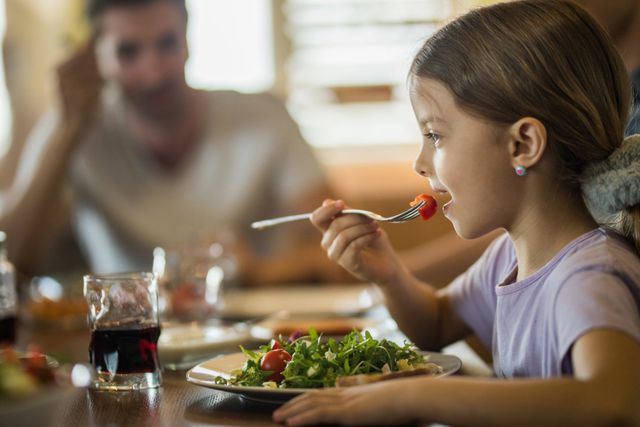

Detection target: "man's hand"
[55, 40, 104, 136]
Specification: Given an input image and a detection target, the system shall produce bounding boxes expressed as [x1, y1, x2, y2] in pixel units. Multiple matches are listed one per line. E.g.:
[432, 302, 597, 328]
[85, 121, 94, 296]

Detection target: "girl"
[273, 1, 640, 426]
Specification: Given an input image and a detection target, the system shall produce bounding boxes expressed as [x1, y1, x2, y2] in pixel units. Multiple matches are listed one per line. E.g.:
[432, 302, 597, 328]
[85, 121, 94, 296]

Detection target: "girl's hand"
[310, 199, 401, 286]
[273, 381, 414, 426]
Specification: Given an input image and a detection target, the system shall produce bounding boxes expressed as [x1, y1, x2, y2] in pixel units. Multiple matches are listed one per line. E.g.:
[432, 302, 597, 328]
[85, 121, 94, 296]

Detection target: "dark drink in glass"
[0, 231, 17, 347]
[84, 272, 162, 390]
[89, 324, 161, 374]
[0, 315, 17, 346]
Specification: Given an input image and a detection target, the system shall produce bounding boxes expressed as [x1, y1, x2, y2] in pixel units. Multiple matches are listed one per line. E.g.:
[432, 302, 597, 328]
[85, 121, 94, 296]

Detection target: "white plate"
[158, 323, 250, 369]
[186, 351, 462, 404]
[219, 284, 382, 319]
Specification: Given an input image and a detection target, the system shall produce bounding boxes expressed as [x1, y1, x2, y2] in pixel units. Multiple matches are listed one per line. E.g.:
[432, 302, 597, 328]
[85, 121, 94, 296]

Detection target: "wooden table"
[52, 373, 285, 427]
[12, 311, 492, 427]
[17, 323, 289, 427]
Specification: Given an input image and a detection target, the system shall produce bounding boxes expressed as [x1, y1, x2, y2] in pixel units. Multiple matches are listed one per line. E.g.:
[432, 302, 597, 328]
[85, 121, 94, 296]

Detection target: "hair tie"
[581, 134, 640, 221]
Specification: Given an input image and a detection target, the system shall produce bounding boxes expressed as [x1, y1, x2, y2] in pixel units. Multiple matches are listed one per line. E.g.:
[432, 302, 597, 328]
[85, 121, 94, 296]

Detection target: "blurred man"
[0, 0, 339, 284]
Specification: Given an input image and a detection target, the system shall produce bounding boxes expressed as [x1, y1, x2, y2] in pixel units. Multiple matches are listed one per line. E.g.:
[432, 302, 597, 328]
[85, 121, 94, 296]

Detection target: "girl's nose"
[413, 145, 433, 178]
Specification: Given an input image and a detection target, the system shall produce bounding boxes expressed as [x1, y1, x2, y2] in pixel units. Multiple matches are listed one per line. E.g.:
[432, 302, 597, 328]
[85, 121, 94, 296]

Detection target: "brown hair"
[87, 0, 188, 32]
[410, 0, 639, 251]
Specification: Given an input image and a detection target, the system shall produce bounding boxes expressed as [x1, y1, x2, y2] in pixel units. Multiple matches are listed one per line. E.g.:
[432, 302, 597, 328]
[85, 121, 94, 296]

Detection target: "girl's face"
[410, 77, 518, 239]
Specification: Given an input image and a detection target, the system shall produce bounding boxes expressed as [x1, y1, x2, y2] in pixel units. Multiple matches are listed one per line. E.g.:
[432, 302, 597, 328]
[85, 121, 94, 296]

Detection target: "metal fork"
[251, 201, 426, 230]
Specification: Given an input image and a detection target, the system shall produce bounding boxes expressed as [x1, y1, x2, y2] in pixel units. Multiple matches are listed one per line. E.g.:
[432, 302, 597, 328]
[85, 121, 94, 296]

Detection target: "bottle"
[0, 231, 17, 346]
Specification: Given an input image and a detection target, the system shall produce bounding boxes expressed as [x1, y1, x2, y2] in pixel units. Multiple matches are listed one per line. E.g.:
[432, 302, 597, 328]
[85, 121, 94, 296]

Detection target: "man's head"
[89, 0, 190, 119]
[88, 0, 187, 33]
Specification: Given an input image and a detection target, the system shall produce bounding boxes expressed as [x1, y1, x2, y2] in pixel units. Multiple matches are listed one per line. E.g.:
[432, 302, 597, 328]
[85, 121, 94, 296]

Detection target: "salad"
[0, 348, 57, 398]
[216, 329, 439, 389]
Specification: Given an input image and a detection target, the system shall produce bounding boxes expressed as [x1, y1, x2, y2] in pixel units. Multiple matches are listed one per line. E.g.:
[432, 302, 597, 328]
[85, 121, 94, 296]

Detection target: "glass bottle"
[0, 231, 17, 346]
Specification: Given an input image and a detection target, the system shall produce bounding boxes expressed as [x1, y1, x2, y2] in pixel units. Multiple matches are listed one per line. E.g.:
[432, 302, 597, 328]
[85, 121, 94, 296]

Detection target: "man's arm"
[0, 115, 80, 272]
[0, 41, 103, 273]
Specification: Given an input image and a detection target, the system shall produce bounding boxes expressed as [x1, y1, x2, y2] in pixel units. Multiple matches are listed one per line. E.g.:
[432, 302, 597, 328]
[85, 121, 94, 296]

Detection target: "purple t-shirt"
[447, 227, 640, 378]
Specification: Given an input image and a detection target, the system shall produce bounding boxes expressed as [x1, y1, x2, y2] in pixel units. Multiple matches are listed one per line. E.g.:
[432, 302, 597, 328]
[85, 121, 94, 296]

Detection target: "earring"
[515, 165, 527, 176]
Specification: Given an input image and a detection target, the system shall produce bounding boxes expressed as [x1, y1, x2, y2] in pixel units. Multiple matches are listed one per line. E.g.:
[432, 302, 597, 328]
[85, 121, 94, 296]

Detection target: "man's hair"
[87, 0, 187, 30]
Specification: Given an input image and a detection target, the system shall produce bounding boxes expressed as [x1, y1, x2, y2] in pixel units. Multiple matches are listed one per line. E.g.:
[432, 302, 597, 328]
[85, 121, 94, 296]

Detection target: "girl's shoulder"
[548, 227, 640, 290]
[561, 227, 640, 270]
[474, 232, 517, 286]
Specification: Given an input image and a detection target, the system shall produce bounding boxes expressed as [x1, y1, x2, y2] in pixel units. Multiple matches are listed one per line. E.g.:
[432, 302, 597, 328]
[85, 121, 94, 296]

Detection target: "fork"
[251, 201, 426, 230]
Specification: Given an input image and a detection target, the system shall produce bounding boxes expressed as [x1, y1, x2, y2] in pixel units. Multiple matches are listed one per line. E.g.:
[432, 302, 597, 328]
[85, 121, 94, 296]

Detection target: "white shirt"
[69, 88, 327, 273]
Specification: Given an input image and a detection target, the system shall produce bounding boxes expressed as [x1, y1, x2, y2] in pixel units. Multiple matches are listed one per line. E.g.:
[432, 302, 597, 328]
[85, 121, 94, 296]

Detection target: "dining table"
[8, 285, 493, 427]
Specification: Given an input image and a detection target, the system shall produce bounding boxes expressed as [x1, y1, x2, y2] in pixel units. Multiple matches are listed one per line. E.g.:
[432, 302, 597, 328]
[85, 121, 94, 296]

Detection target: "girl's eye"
[424, 132, 441, 147]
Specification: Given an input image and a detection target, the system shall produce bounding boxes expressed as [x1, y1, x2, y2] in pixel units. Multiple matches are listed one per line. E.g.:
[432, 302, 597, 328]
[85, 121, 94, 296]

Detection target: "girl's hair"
[410, 0, 639, 251]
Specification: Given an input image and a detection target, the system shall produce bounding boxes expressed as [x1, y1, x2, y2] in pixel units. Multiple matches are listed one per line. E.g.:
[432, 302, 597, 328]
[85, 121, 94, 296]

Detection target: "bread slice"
[335, 363, 442, 387]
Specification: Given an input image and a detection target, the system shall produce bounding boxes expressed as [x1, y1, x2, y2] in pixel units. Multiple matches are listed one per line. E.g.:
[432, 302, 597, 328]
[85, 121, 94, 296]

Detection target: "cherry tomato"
[260, 349, 291, 383]
[270, 339, 282, 350]
[410, 193, 438, 220]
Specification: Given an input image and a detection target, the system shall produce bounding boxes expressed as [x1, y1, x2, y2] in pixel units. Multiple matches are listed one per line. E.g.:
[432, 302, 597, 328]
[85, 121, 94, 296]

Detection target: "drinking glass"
[83, 272, 162, 390]
[153, 242, 231, 323]
[0, 231, 17, 346]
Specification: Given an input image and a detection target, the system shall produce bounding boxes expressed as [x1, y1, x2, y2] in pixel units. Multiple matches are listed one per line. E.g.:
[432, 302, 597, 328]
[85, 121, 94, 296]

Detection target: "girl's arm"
[0, 42, 102, 273]
[377, 262, 471, 350]
[274, 329, 640, 426]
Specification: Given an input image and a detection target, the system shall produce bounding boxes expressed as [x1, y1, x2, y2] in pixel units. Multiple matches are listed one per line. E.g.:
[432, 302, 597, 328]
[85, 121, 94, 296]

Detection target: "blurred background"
[0, 0, 496, 254]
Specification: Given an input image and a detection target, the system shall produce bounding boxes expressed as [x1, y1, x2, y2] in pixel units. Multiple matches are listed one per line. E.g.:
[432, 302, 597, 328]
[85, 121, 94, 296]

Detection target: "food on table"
[269, 339, 283, 350]
[0, 348, 57, 398]
[216, 329, 442, 389]
[266, 317, 369, 338]
[260, 349, 292, 383]
[28, 297, 87, 322]
[287, 330, 304, 342]
[410, 193, 438, 220]
[336, 364, 443, 387]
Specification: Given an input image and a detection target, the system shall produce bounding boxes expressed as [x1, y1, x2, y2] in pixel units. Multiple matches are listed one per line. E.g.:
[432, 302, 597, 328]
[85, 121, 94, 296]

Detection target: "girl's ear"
[507, 117, 547, 171]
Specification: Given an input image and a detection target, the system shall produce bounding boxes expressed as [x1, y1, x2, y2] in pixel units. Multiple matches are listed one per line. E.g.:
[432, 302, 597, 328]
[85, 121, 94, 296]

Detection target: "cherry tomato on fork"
[260, 349, 292, 383]
[410, 193, 438, 220]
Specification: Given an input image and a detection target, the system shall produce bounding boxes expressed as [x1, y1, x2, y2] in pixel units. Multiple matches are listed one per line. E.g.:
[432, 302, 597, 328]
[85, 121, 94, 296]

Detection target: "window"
[280, 0, 452, 151]
[184, 0, 494, 156]
[185, 0, 275, 93]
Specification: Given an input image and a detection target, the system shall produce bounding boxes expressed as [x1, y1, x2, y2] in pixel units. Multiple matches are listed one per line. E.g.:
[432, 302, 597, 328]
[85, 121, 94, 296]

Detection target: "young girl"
[273, 1, 640, 425]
